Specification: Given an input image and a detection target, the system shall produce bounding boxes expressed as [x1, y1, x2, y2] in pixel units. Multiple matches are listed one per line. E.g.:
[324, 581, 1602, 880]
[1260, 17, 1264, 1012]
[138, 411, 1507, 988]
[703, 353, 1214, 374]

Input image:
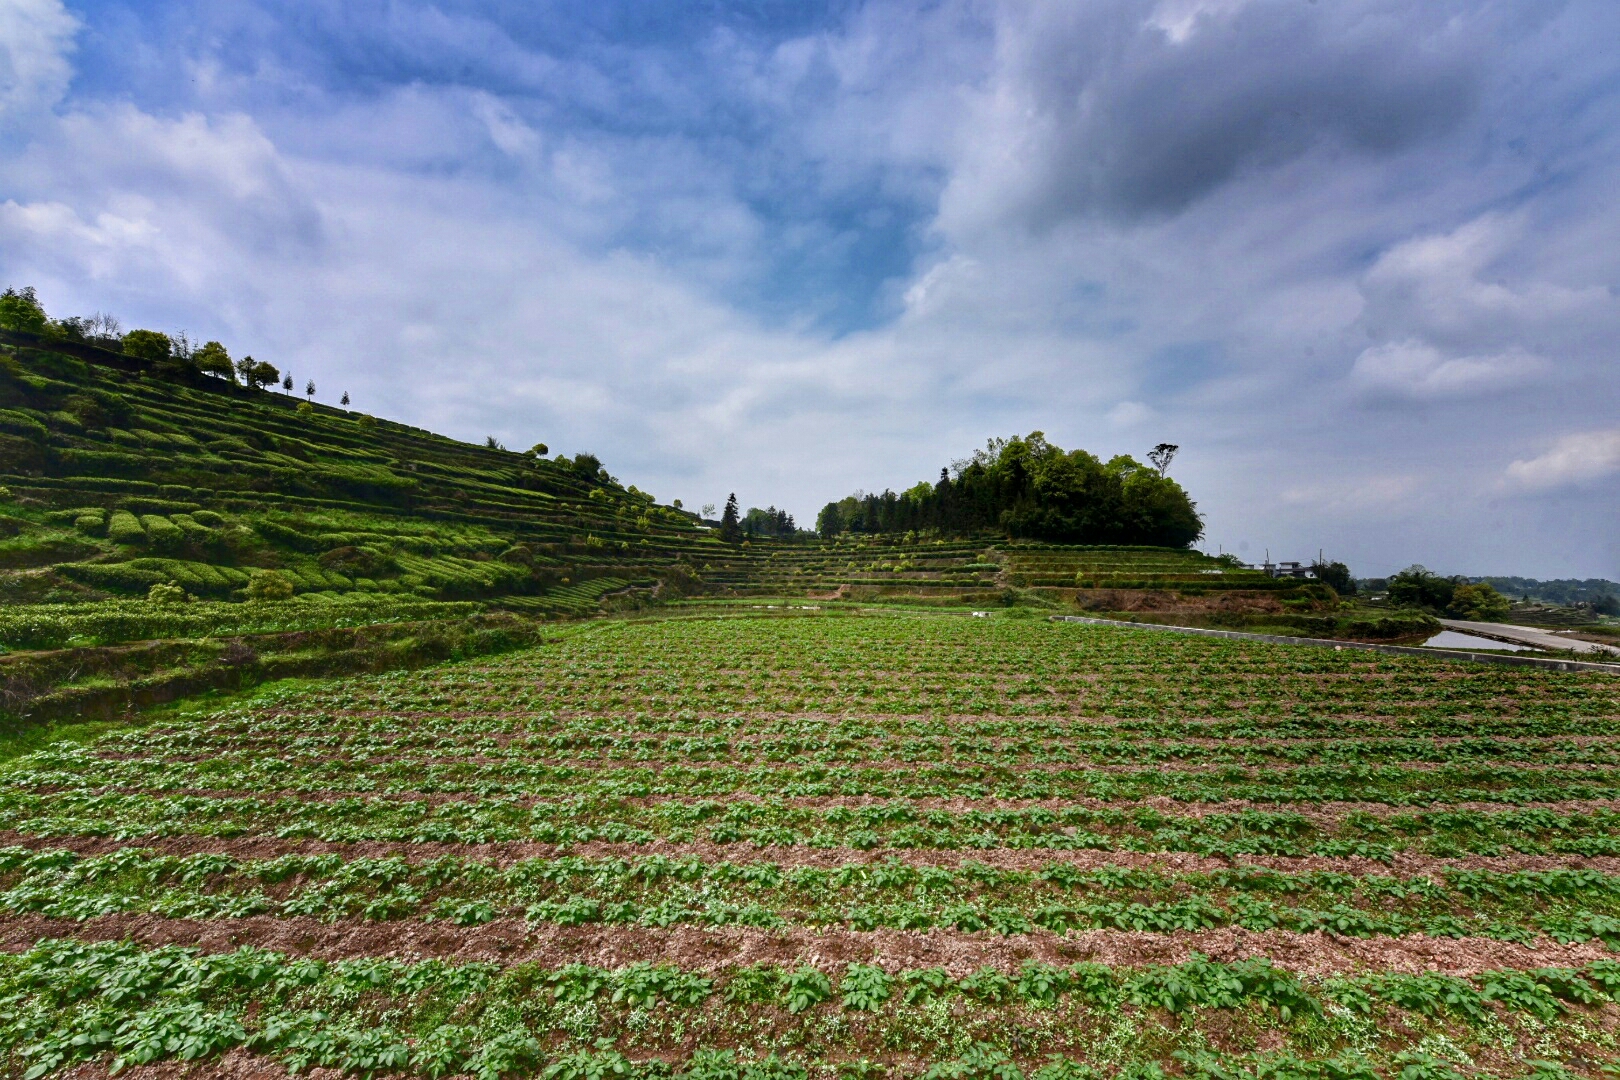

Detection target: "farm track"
[6, 915, 1616, 977]
[10, 616, 1620, 1078]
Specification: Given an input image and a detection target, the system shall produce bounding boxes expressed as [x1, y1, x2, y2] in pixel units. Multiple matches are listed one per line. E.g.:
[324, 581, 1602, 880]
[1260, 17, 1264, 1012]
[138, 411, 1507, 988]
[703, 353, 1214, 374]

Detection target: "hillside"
[0, 327, 1361, 721]
[0, 328, 1308, 615]
[0, 328, 722, 611]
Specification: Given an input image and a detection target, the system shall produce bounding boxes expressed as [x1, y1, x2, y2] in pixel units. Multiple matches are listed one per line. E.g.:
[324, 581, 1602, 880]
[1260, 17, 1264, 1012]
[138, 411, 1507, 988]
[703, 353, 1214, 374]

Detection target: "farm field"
[3, 614, 1620, 1078]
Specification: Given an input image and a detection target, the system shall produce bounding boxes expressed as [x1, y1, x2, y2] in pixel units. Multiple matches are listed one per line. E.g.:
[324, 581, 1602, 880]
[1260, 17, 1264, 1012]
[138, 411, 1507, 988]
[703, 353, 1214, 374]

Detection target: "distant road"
[1438, 619, 1620, 657]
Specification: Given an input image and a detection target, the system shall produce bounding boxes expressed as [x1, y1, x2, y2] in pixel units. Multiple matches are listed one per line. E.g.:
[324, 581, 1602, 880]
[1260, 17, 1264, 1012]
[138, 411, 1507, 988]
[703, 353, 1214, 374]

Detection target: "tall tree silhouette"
[719, 493, 741, 543]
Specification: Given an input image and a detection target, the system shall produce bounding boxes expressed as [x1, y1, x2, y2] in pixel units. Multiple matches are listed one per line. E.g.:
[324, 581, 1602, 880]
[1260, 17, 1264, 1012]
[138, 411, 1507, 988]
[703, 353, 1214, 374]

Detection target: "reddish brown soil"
[5, 914, 1612, 977]
[60, 1050, 314, 1080]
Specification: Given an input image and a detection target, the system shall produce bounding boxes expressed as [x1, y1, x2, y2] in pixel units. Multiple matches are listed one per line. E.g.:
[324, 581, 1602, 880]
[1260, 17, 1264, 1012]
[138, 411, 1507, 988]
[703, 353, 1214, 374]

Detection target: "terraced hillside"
[1, 337, 1273, 617]
[0, 336, 715, 608]
[1006, 546, 1272, 591]
[3, 612, 1620, 1077]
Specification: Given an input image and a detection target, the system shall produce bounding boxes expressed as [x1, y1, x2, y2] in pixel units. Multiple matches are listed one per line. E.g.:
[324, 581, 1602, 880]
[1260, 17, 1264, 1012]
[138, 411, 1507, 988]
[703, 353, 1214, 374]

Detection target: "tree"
[194, 341, 234, 381]
[743, 505, 797, 539]
[1447, 582, 1511, 621]
[719, 493, 742, 543]
[485, 435, 506, 450]
[85, 312, 121, 343]
[528, 442, 548, 457]
[1387, 565, 1460, 611]
[572, 452, 603, 479]
[281, 374, 294, 395]
[121, 329, 172, 364]
[0, 286, 47, 334]
[340, 391, 351, 407]
[239, 358, 279, 390]
[701, 503, 716, 520]
[1311, 559, 1355, 597]
[304, 379, 316, 401]
[816, 502, 843, 540]
[815, 432, 1202, 547]
[1147, 443, 1179, 476]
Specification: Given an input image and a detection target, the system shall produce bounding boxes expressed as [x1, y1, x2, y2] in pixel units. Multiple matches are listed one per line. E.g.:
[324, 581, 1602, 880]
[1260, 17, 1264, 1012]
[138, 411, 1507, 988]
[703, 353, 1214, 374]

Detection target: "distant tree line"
[814, 432, 1203, 547]
[1475, 576, 1620, 614]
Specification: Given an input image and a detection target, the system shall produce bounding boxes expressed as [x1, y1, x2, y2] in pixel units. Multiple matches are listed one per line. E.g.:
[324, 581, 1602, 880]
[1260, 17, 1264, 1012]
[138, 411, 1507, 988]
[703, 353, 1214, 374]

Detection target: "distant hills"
[1474, 577, 1620, 614]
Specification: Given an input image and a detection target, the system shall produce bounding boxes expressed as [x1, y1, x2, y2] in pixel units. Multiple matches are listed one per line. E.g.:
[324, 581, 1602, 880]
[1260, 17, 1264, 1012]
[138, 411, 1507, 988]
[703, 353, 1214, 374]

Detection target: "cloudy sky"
[2, 0, 1617, 577]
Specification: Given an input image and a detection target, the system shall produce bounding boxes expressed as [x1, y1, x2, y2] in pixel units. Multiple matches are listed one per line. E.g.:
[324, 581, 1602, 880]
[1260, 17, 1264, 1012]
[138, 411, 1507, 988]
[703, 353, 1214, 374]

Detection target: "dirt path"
[7, 913, 1616, 976]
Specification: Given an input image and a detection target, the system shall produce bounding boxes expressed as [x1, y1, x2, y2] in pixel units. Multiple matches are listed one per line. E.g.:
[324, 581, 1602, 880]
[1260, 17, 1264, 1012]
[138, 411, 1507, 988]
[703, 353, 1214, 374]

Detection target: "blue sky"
[3, 0, 1619, 577]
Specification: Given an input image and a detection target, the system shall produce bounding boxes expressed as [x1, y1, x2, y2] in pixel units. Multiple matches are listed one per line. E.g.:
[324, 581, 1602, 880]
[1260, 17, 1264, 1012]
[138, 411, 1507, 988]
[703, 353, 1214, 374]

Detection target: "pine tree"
[340, 391, 350, 407]
[719, 493, 741, 543]
[305, 380, 316, 401]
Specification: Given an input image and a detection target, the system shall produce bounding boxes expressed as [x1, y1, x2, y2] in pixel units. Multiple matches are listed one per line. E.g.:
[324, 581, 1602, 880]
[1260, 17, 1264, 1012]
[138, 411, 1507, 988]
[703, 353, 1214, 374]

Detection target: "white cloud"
[1348, 339, 1545, 399]
[1505, 431, 1620, 490]
[0, 0, 76, 126]
[1280, 475, 1422, 515]
[1360, 214, 1611, 344]
[1107, 401, 1155, 427]
[1148, 0, 1254, 45]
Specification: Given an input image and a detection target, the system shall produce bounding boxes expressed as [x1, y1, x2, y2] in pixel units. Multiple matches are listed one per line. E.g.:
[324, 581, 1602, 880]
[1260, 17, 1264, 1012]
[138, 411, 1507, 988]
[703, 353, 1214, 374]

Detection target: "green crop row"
[118, 702, 1620, 746]
[24, 746, 1620, 805]
[5, 847, 1620, 943]
[5, 939, 1617, 1080]
[8, 784, 1620, 858]
[52, 718, 1620, 768]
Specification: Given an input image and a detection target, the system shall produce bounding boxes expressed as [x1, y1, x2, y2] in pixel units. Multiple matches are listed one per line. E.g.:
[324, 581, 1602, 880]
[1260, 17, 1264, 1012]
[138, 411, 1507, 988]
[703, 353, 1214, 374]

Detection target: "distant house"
[1262, 560, 1316, 580]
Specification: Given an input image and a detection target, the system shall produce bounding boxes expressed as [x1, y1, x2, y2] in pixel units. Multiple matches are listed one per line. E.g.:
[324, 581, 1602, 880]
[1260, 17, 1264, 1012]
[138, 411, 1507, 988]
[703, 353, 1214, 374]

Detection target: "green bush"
[106, 510, 147, 545]
[58, 561, 169, 593]
[147, 582, 187, 604]
[246, 570, 295, 602]
[0, 408, 48, 440]
[140, 514, 185, 552]
[125, 559, 249, 596]
[254, 520, 323, 553]
[73, 514, 104, 536]
[120, 498, 201, 515]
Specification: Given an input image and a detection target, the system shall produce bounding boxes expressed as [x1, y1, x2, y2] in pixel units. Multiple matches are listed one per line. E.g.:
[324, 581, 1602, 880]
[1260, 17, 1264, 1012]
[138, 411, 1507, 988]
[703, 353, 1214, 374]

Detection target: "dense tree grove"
[1387, 565, 1511, 620]
[742, 505, 797, 538]
[816, 432, 1204, 547]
